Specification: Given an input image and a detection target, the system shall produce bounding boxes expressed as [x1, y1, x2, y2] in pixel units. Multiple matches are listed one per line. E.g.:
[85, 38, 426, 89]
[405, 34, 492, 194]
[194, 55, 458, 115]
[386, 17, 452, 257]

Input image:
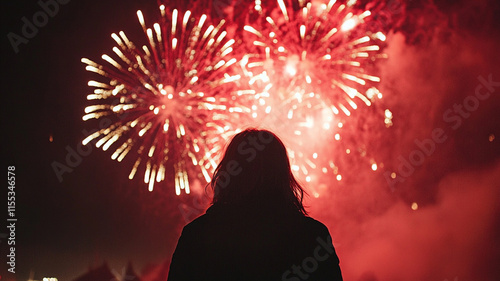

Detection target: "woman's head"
[210, 129, 307, 215]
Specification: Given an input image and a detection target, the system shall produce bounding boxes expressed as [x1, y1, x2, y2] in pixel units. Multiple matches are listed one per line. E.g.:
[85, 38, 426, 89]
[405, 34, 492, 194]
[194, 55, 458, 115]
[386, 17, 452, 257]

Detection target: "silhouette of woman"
[168, 129, 343, 281]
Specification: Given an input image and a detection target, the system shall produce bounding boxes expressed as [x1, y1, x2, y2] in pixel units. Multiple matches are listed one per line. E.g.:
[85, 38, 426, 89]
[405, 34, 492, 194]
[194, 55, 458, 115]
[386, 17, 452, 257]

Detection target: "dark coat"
[167, 204, 343, 281]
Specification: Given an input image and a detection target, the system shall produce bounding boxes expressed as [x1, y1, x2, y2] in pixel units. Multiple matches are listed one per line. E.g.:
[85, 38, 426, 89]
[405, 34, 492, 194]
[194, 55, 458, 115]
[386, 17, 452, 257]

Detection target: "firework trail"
[81, 5, 251, 194]
[239, 0, 389, 187]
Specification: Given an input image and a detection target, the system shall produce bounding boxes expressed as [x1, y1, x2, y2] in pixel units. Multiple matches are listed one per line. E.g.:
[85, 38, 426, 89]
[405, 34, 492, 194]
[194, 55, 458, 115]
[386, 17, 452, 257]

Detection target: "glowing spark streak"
[341, 17, 357, 32]
[277, 0, 289, 21]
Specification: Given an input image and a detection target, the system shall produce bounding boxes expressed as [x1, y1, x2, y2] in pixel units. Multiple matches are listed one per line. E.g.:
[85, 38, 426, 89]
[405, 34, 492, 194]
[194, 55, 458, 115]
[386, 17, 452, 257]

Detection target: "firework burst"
[81, 5, 251, 194]
[240, 0, 388, 184]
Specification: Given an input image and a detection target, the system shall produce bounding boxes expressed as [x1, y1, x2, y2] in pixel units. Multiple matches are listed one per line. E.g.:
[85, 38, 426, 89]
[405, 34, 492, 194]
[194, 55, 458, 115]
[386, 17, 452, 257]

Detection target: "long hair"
[209, 129, 307, 215]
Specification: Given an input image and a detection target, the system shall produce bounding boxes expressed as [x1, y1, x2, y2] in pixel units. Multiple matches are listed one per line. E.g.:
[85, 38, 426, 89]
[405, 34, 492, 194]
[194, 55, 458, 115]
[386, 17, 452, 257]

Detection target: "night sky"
[2, 0, 500, 280]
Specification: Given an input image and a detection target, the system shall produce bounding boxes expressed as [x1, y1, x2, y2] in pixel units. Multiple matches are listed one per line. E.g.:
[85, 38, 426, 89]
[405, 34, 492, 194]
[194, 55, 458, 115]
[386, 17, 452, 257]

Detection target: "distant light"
[336, 174, 342, 181]
[371, 163, 377, 171]
[489, 134, 495, 142]
[390, 172, 396, 179]
[411, 202, 418, 211]
[43, 278, 58, 281]
[49, 134, 53, 142]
